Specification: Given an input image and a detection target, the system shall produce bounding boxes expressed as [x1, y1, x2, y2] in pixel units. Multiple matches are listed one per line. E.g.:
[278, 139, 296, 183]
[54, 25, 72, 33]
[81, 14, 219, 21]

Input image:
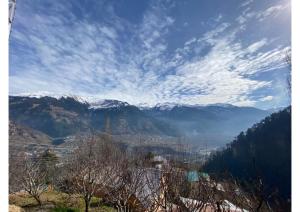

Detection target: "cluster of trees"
[11, 132, 288, 212]
[9, 149, 58, 205]
[204, 107, 291, 211]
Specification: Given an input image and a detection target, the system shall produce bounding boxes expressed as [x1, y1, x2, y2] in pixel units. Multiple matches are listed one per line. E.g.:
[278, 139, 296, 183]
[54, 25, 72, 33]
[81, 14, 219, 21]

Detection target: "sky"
[9, 0, 291, 109]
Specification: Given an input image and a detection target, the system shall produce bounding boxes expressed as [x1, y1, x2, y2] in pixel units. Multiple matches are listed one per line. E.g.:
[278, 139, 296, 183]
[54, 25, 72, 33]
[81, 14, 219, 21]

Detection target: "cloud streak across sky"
[9, 0, 290, 108]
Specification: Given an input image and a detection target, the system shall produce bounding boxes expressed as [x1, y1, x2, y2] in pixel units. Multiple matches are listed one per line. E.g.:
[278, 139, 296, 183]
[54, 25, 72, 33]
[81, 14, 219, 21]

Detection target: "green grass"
[52, 206, 80, 212]
[9, 190, 116, 212]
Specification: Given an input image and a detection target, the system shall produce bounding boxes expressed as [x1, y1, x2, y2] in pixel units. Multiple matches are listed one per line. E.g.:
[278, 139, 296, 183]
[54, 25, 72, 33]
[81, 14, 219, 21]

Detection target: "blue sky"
[9, 0, 291, 108]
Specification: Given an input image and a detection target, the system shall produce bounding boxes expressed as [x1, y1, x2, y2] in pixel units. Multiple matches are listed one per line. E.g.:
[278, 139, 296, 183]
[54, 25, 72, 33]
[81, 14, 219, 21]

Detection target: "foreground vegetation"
[9, 107, 291, 211]
[9, 190, 116, 212]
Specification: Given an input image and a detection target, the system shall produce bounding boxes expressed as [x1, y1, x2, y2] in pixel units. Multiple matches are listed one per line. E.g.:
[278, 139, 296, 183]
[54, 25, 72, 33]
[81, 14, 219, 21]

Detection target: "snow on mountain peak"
[154, 102, 179, 110]
[11, 93, 240, 110]
[12, 92, 130, 108]
[12, 92, 89, 104]
[88, 99, 129, 109]
[207, 103, 236, 108]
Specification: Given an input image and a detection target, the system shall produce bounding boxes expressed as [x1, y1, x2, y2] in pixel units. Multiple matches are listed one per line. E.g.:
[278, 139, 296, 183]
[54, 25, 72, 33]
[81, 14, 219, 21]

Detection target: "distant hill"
[9, 96, 177, 138]
[203, 107, 291, 199]
[143, 104, 270, 146]
[9, 95, 271, 148]
[10, 96, 91, 137]
[9, 121, 53, 156]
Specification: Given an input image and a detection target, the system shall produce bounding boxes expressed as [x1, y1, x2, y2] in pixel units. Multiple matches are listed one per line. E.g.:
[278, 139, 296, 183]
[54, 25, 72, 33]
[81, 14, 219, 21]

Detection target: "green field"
[9, 191, 116, 212]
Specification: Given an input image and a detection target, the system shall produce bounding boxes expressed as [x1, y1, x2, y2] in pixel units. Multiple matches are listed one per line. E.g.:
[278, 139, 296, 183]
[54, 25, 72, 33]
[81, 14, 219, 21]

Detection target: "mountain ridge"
[9, 95, 271, 148]
[10, 93, 273, 110]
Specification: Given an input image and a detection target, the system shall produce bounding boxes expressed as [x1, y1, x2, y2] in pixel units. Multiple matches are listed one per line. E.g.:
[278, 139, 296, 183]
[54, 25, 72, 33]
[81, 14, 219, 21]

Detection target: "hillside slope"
[203, 107, 291, 199]
[9, 96, 271, 147]
[9, 121, 53, 156]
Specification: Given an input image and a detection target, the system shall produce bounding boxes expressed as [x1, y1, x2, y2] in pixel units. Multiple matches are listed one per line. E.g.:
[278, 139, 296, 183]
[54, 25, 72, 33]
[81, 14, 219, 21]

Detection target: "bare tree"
[144, 164, 188, 211]
[164, 169, 221, 211]
[145, 163, 251, 211]
[60, 135, 104, 212]
[54, 133, 285, 212]
[9, 155, 21, 194]
[59, 133, 138, 212]
[238, 178, 282, 212]
[205, 172, 289, 212]
[100, 149, 156, 211]
[180, 179, 216, 211]
[11, 154, 47, 205]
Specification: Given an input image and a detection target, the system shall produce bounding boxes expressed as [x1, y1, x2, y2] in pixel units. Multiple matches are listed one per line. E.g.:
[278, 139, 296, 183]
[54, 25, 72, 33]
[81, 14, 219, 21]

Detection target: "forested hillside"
[204, 107, 291, 200]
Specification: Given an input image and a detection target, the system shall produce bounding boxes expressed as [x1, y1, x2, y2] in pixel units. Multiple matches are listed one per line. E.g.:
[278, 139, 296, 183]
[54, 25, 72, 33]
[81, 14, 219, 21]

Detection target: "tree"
[39, 149, 59, 186]
[59, 133, 133, 212]
[143, 159, 254, 211]
[11, 154, 47, 205]
[203, 108, 291, 211]
[99, 147, 156, 211]
[157, 167, 222, 211]
[60, 136, 102, 212]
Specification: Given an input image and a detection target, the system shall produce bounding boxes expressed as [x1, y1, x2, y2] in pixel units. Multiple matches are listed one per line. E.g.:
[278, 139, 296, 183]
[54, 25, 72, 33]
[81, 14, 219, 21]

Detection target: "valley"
[9, 95, 272, 158]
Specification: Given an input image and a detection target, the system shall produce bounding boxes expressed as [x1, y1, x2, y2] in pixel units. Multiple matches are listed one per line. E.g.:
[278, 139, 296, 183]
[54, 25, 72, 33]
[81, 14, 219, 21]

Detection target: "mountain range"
[9, 95, 274, 151]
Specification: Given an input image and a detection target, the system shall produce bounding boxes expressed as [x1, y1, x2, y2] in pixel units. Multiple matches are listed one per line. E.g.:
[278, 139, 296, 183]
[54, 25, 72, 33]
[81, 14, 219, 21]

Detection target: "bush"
[52, 206, 80, 212]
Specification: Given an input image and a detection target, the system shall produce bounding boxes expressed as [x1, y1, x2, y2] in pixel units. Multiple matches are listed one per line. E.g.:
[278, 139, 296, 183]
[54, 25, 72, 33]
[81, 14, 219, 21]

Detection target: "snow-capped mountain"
[89, 99, 129, 109]
[10, 93, 257, 111]
[12, 93, 130, 108]
[12, 92, 89, 104]
[138, 102, 204, 111]
[145, 102, 236, 111]
[9, 95, 273, 147]
[153, 102, 180, 111]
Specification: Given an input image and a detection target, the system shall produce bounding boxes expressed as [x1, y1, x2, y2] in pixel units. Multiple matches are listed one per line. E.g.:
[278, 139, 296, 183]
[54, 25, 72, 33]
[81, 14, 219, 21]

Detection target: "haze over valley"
[8, 0, 291, 211]
[9, 94, 274, 156]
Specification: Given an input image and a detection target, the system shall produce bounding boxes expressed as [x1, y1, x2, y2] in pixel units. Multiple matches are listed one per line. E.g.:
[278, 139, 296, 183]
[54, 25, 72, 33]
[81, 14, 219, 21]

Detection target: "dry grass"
[9, 205, 25, 212]
[9, 191, 116, 212]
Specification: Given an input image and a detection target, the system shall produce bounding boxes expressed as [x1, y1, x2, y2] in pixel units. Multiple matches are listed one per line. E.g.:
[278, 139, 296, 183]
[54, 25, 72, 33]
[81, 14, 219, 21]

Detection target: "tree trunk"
[33, 195, 41, 206]
[85, 198, 89, 212]
[216, 201, 221, 212]
[256, 199, 263, 212]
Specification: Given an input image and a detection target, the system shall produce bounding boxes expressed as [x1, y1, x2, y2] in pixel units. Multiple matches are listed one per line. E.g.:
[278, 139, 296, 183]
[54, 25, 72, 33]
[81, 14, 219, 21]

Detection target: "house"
[152, 155, 168, 169]
[199, 172, 210, 181]
[187, 171, 210, 182]
[187, 170, 199, 182]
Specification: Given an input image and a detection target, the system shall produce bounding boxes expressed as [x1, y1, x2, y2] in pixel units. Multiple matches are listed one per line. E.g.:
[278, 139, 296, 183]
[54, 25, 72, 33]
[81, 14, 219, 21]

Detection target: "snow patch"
[88, 99, 129, 109]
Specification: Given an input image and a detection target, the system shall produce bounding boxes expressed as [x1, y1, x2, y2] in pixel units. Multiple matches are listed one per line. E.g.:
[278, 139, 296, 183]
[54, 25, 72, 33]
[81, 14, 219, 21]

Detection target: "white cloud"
[240, 0, 254, 8]
[236, 15, 247, 24]
[236, 3, 289, 24]
[214, 14, 223, 22]
[9, 0, 290, 107]
[259, 96, 274, 101]
[247, 39, 268, 53]
[256, 4, 289, 21]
